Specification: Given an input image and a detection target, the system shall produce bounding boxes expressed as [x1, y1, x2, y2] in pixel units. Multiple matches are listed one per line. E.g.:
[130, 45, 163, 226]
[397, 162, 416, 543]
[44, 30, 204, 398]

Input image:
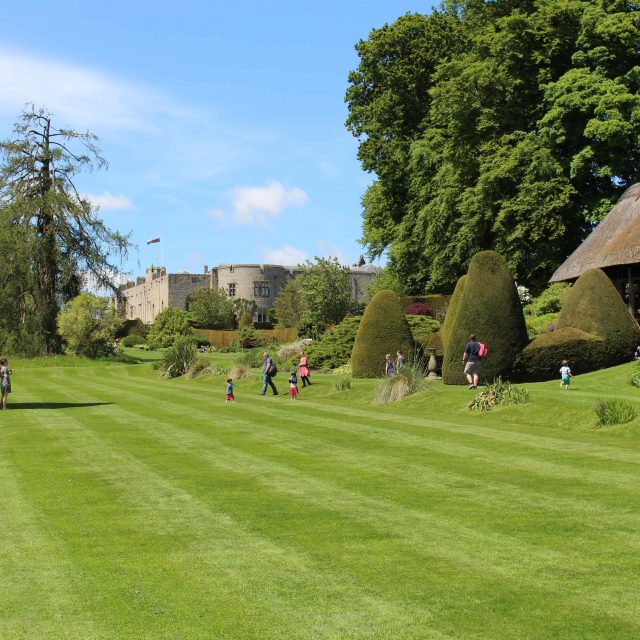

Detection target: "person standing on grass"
[396, 351, 405, 371]
[463, 334, 481, 389]
[261, 352, 278, 396]
[299, 351, 311, 387]
[226, 378, 235, 403]
[0, 358, 11, 410]
[385, 354, 394, 377]
[560, 360, 573, 389]
[289, 371, 299, 400]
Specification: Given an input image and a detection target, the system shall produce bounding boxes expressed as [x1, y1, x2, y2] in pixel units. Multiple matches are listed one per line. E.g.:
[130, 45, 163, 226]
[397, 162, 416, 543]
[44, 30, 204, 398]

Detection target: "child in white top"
[560, 360, 573, 389]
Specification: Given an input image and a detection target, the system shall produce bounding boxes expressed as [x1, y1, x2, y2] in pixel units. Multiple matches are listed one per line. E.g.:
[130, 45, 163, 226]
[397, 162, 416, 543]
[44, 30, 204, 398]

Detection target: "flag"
[147, 236, 160, 245]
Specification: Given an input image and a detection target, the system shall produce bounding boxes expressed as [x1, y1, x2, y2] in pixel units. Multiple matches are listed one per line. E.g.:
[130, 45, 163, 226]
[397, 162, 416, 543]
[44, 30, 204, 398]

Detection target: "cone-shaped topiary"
[351, 290, 415, 378]
[556, 268, 640, 367]
[443, 251, 528, 385]
[441, 275, 466, 343]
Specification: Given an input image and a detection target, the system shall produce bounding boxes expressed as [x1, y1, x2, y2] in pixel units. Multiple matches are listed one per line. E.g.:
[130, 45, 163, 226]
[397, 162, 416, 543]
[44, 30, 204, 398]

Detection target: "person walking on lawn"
[463, 334, 481, 389]
[261, 352, 278, 396]
[299, 351, 311, 387]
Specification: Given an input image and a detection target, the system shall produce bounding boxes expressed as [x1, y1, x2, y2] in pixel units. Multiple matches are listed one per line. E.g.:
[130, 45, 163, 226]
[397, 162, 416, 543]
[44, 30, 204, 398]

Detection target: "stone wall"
[116, 262, 380, 325]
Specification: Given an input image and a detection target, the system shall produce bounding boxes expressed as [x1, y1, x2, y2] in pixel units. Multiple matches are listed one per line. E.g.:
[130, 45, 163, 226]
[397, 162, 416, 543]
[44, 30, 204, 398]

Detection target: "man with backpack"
[463, 333, 486, 390]
[261, 352, 279, 396]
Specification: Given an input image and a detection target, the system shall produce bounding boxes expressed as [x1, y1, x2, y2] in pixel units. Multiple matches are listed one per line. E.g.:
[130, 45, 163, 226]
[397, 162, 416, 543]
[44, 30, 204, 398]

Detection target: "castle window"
[228, 283, 236, 297]
[256, 309, 268, 322]
[253, 281, 270, 297]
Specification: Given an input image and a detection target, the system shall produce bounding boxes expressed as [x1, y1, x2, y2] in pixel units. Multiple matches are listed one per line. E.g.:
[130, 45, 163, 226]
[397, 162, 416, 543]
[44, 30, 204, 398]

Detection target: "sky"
[0, 1, 434, 279]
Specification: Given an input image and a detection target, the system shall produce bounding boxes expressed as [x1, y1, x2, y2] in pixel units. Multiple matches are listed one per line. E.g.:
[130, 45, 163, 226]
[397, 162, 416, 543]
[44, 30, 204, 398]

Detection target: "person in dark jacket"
[463, 334, 481, 389]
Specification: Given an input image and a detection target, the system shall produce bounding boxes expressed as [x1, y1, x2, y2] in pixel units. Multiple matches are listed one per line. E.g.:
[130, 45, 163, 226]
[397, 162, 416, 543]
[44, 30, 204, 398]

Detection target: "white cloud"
[0, 48, 185, 131]
[229, 180, 308, 225]
[207, 208, 226, 220]
[86, 192, 134, 211]
[261, 245, 308, 266]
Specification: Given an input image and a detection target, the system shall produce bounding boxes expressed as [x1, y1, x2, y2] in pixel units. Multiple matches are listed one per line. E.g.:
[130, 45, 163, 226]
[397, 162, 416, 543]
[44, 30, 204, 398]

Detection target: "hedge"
[515, 327, 604, 381]
[352, 290, 415, 378]
[556, 268, 640, 368]
[441, 275, 466, 344]
[442, 251, 528, 385]
[305, 316, 362, 371]
[406, 315, 440, 344]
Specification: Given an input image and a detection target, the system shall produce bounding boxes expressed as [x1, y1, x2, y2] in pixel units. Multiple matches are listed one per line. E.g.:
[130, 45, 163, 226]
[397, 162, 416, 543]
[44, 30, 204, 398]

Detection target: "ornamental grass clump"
[372, 362, 427, 405]
[594, 399, 637, 427]
[630, 363, 640, 388]
[468, 378, 530, 412]
[333, 377, 352, 392]
[160, 337, 197, 378]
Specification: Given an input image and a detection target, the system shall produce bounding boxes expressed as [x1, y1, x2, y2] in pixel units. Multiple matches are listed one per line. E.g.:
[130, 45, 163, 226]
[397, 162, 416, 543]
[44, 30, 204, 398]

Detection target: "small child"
[226, 378, 235, 403]
[289, 371, 299, 400]
[559, 360, 573, 389]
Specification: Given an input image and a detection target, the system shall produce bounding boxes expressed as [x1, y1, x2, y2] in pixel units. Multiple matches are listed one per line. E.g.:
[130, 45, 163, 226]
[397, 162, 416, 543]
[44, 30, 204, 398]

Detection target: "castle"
[115, 262, 380, 324]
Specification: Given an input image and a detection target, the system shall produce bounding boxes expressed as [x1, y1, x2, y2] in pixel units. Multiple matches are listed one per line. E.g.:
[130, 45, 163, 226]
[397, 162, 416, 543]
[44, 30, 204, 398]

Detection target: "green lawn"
[2, 353, 640, 638]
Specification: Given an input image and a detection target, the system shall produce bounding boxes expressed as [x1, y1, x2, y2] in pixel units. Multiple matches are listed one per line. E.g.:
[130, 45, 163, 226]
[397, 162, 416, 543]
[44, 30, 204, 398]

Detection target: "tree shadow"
[7, 402, 113, 410]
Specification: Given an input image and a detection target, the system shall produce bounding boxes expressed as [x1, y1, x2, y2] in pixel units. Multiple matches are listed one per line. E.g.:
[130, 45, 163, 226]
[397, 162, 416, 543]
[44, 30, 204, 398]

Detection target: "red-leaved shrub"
[403, 302, 433, 317]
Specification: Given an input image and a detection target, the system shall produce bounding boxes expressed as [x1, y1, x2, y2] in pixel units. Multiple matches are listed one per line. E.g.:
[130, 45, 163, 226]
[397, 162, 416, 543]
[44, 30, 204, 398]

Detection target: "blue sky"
[0, 1, 433, 279]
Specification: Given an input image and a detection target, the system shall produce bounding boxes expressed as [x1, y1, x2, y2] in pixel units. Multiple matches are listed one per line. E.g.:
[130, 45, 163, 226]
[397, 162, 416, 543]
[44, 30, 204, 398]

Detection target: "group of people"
[384, 351, 404, 377]
[225, 351, 312, 403]
[463, 333, 575, 390]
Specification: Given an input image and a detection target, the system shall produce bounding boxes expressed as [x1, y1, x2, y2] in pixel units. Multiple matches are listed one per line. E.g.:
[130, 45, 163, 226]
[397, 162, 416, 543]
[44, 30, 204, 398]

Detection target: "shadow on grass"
[7, 402, 112, 410]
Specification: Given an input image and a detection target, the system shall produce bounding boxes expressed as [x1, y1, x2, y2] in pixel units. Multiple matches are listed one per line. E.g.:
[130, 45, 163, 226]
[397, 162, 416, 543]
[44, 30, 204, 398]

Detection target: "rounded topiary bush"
[441, 275, 466, 343]
[442, 251, 528, 385]
[556, 268, 640, 367]
[515, 327, 605, 381]
[351, 290, 415, 378]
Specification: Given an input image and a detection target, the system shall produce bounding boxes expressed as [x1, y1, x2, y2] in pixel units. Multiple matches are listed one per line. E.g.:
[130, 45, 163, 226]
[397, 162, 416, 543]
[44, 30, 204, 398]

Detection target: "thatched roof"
[550, 183, 640, 282]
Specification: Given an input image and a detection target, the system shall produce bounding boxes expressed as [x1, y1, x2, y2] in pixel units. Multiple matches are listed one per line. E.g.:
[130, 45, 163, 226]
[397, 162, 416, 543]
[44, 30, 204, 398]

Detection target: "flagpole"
[160, 233, 164, 268]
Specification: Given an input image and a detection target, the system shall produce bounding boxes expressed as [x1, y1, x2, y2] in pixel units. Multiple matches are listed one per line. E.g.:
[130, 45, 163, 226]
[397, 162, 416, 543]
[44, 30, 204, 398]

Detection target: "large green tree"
[57, 293, 123, 358]
[273, 281, 308, 328]
[296, 257, 352, 326]
[346, 0, 640, 292]
[187, 287, 235, 329]
[0, 107, 131, 353]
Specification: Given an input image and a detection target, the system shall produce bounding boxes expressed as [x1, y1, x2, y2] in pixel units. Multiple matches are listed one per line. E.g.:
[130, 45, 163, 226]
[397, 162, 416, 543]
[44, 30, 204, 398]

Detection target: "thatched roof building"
[550, 182, 640, 314]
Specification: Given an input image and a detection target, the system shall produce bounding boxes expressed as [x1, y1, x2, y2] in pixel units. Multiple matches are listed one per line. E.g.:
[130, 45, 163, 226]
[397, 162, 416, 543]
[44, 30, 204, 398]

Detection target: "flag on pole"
[147, 236, 161, 245]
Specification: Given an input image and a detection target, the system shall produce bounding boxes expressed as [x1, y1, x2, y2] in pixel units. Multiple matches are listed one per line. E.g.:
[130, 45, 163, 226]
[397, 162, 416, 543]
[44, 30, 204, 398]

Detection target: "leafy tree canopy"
[0, 107, 131, 353]
[147, 307, 192, 348]
[57, 293, 122, 358]
[187, 287, 235, 329]
[273, 281, 309, 328]
[296, 257, 352, 326]
[346, 0, 640, 293]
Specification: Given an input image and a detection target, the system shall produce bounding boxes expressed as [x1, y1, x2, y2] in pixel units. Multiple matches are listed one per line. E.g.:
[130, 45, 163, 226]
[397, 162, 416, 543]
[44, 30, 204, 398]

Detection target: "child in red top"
[289, 371, 299, 399]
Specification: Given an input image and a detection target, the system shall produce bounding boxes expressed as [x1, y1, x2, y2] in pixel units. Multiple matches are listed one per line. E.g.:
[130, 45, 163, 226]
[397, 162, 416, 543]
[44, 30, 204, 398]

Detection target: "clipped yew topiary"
[515, 327, 605, 381]
[441, 275, 466, 343]
[442, 251, 528, 385]
[351, 290, 415, 378]
[556, 268, 640, 367]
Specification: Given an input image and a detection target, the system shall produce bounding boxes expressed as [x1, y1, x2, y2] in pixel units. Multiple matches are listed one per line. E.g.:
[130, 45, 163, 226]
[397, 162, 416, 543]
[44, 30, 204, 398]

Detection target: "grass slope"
[1, 352, 640, 638]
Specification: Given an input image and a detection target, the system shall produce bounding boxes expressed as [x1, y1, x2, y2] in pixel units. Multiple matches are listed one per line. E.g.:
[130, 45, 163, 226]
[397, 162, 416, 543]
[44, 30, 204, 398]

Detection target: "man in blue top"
[261, 352, 278, 396]
[463, 333, 481, 390]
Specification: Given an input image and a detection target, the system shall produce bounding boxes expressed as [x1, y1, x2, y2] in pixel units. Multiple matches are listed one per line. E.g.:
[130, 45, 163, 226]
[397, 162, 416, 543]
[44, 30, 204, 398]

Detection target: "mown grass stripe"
[76, 369, 640, 495]
[36, 374, 640, 629]
[13, 382, 452, 639]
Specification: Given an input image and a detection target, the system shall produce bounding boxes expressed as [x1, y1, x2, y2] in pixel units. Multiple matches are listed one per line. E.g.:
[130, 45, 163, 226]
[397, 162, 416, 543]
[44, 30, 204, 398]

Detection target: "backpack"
[478, 342, 488, 359]
[269, 363, 278, 377]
